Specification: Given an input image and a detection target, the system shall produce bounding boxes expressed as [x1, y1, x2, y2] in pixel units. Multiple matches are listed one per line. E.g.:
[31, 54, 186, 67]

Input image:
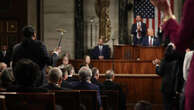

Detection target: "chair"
[0, 95, 6, 110]
[53, 90, 80, 110]
[0, 92, 56, 110]
[100, 90, 119, 110]
[80, 90, 98, 110]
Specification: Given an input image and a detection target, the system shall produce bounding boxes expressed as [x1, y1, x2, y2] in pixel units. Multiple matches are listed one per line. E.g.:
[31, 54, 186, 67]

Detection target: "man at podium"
[131, 15, 147, 46]
[92, 38, 111, 60]
[142, 29, 160, 46]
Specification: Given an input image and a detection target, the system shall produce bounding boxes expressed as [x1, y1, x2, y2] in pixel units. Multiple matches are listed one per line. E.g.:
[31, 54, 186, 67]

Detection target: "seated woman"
[80, 55, 93, 69]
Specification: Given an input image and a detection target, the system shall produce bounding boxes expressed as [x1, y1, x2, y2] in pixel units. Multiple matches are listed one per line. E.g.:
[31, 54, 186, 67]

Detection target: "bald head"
[105, 70, 115, 80]
[147, 29, 154, 37]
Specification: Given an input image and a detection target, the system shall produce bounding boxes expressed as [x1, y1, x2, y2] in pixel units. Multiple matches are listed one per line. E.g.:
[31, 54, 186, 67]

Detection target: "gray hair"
[134, 100, 152, 110]
[78, 67, 92, 81]
[105, 70, 114, 79]
[48, 67, 62, 83]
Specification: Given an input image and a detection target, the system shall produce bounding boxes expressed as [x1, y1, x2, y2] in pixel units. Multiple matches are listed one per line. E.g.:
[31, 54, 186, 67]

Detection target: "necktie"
[99, 46, 102, 56]
[149, 38, 153, 46]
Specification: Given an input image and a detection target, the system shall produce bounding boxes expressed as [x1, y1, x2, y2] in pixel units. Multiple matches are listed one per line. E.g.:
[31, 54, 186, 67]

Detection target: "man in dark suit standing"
[12, 25, 61, 86]
[131, 15, 147, 46]
[142, 29, 160, 46]
[93, 38, 110, 60]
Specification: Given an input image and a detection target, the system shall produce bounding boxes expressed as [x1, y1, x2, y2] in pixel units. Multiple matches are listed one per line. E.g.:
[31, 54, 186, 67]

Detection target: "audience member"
[0, 68, 15, 90]
[131, 15, 147, 46]
[58, 56, 69, 69]
[42, 67, 70, 90]
[60, 67, 73, 89]
[8, 59, 47, 92]
[102, 70, 126, 110]
[12, 25, 61, 86]
[157, 25, 164, 46]
[93, 38, 111, 59]
[150, 0, 194, 109]
[64, 64, 78, 82]
[80, 55, 93, 69]
[142, 28, 160, 46]
[91, 67, 103, 89]
[153, 44, 179, 110]
[73, 66, 102, 108]
[134, 100, 152, 110]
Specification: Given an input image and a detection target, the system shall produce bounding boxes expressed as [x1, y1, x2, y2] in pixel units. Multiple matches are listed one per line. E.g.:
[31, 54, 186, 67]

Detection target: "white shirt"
[148, 36, 154, 46]
[183, 51, 194, 81]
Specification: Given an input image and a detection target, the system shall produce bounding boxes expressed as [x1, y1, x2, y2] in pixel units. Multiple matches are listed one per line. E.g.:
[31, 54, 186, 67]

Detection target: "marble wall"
[43, 0, 75, 58]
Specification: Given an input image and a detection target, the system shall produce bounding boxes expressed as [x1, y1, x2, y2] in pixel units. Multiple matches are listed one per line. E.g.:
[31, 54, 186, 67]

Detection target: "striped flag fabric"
[133, 0, 174, 36]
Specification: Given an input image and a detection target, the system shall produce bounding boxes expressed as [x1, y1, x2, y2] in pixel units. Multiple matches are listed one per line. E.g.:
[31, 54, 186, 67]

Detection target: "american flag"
[133, 0, 174, 36]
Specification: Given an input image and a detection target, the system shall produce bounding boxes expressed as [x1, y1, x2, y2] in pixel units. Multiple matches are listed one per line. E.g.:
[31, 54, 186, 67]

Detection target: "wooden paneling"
[70, 60, 156, 74]
[98, 74, 162, 104]
[0, 0, 27, 47]
[113, 45, 164, 60]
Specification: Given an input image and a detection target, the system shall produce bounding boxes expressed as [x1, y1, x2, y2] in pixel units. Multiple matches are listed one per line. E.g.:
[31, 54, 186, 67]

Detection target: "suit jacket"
[142, 36, 160, 46]
[7, 86, 48, 92]
[92, 45, 110, 59]
[41, 83, 70, 90]
[12, 39, 52, 70]
[131, 22, 147, 45]
[61, 80, 73, 89]
[72, 81, 102, 106]
[156, 59, 179, 95]
[162, 1, 194, 110]
[102, 80, 126, 110]
[91, 78, 103, 89]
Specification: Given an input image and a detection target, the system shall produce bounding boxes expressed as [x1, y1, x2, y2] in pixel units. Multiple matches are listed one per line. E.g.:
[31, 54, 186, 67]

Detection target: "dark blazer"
[67, 77, 79, 82]
[156, 59, 179, 95]
[92, 45, 110, 59]
[142, 36, 160, 46]
[131, 22, 147, 46]
[157, 28, 163, 45]
[41, 83, 70, 90]
[91, 78, 103, 89]
[12, 40, 51, 70]
[73, 81, 102, 106]
[61, 80, 73, 89]
[102, 80, 126, 110]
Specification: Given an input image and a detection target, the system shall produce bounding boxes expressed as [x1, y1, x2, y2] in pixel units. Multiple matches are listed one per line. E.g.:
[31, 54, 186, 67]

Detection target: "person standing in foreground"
[150, 0, 194, 110]
[12, 25, 61, 86]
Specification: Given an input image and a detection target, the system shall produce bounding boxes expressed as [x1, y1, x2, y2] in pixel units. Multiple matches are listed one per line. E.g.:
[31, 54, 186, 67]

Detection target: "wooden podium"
[113, 45, 164, 60]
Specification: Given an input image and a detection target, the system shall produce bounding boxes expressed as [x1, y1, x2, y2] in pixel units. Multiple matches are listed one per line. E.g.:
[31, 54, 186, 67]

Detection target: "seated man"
[131, 15, 147, 46]
[102, 70, 126, 110]
[65, 64, 79, 82]
[142, 29, 160, 46]
[42, 67, 70, 90]
[73, 66, 102, 108]
[92, 38, 110, 59]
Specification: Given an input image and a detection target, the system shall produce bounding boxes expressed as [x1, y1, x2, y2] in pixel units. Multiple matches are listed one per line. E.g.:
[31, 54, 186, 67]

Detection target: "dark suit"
[156, 59, 179, 110]
[61, 80, 73, 89]
[41, 83, 70, 90]
[73, 81, 102, 107]
[142, 36, 160, 46]
[91, 78, 103, 89]
[12, 39, 57, 86]
[93, 45, 110, 59]
[102, 80, 126, 110]
[157, 28, 163, 45]
[131, 22, 147, 45]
